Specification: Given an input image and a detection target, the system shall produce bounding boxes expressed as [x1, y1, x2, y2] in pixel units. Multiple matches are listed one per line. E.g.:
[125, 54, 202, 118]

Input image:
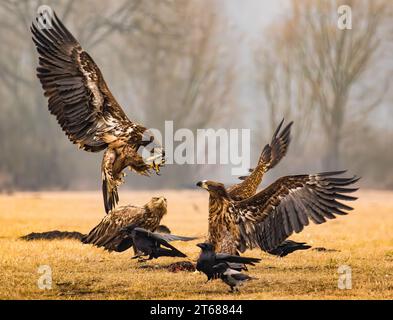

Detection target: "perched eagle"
[81, 197, 167, 251]
[228, 119, 293, 201]
[31, 11, 164, 213]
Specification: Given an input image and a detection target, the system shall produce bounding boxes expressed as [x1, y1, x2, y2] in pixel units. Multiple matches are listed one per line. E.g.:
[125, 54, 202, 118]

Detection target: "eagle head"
[196, 180, 229, 199]
[147, 196, 168, 213]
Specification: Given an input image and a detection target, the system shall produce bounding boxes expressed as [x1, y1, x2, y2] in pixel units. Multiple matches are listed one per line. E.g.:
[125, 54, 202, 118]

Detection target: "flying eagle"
[31, 11, 164, 213]
[81, 197, 167, 251]
[197, 172, 359, 255]
[228, 119, 293, 201]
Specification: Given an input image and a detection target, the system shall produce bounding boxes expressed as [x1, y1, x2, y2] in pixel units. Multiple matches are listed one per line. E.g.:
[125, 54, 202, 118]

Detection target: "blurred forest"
[0, 0, 392, 191]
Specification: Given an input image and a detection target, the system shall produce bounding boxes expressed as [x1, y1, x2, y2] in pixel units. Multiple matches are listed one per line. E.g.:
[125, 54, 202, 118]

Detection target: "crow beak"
[196, 243, 204, 249]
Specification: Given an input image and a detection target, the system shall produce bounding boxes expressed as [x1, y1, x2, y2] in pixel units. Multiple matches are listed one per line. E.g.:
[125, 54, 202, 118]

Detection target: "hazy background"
[0, 0, 392, 192]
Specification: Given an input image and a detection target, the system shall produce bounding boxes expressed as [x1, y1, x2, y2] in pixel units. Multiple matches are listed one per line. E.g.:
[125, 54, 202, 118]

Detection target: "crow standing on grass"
[196, 243, 260, 281]
[110, 225, 197, 261]
[212, 263, 256, 292]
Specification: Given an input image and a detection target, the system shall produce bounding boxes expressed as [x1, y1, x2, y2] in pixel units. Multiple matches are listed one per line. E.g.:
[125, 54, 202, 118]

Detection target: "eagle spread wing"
[232, 171, 360, 252]
[228, 119, 293, 201]
[31, 12, 163, 213]
[31, 12, 143, 152]
[81, 205, 148, 251]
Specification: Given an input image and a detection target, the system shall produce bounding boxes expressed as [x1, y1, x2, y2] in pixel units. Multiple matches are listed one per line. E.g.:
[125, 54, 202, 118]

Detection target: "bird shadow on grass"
[312, 247, 340, 253]
[137, 261, 196, 272]
[55, 280, 104, 297]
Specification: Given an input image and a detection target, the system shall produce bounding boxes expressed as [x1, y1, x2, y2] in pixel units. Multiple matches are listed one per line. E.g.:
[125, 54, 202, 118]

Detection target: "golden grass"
[0, 189, 392, 300]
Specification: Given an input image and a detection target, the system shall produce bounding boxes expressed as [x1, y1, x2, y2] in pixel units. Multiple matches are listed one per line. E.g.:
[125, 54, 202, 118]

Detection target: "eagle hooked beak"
[196, 181, 208, 190]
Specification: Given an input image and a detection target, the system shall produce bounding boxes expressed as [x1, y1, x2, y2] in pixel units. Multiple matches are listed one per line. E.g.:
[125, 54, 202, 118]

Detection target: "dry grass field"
[0, 189, 393, 300]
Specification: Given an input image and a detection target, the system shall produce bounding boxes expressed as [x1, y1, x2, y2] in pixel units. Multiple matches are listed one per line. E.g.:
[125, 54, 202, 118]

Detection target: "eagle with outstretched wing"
[227, 119, 292, 201]
[197, 172, 359, 255]
[197, 120, 360, 256]
[81, 197, 167, 252]
[31, 11, 164, 213]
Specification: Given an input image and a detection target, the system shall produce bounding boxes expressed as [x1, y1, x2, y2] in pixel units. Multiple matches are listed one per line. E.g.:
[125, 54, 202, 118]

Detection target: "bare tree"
[0, 0, 234, 190]
[111, 0, 236, 187]
[0, 0, 147, 189]
[255, 0, 392, 170]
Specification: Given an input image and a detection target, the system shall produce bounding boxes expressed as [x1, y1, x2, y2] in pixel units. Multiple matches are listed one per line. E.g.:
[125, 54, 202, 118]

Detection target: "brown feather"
[82, 197, 167, 251]
[228, 119, 293, 201]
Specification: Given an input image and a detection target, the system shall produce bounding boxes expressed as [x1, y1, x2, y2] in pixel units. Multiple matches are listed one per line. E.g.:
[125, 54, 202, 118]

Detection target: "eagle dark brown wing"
[31, 11, 145, 152]
[228, 119, 293, 201]
[232, 171, 360, 252]
[81, 205, 147, 251]
[82, 197, 167, 251]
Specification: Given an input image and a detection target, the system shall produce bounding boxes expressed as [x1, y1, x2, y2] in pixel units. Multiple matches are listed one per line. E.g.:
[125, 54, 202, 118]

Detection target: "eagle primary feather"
[198, 172, 359, 255]
[228, 119, 293, 201]
[31, 11, 164, 213]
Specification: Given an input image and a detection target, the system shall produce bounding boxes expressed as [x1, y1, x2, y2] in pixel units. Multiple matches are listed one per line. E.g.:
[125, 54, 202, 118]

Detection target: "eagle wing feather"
[31, 11, 143, 152]
[232, 171, 360, 252]
[228, 119, 293, 200]
[81, 205, 146, 251]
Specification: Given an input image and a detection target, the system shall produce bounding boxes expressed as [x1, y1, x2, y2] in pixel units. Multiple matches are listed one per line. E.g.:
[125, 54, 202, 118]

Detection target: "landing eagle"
[31, 11, 164, 213]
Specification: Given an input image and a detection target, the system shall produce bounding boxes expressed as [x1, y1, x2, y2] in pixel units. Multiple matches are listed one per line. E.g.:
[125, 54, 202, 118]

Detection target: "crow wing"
[151, 233, 198, 243]
[134, 228, 196, 245]
[233, 171, 360, 252]
[228, 119, 293, 200]
[133, 228, 188, 257]
[31, 11, 144, 152]
[231, 273, 253, 281]
[215, 253, 261, 266]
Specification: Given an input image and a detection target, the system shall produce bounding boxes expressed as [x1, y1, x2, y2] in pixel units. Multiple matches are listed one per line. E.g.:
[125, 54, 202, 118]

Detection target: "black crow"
[212, 263, 256, 292]
[115, 225, 197, 261]
[267, 240, 311, 257]
[196, 243, 261, 281]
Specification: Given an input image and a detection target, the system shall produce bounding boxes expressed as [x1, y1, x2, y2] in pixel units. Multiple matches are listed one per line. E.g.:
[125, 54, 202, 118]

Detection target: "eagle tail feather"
[102, 177, 119, 214]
